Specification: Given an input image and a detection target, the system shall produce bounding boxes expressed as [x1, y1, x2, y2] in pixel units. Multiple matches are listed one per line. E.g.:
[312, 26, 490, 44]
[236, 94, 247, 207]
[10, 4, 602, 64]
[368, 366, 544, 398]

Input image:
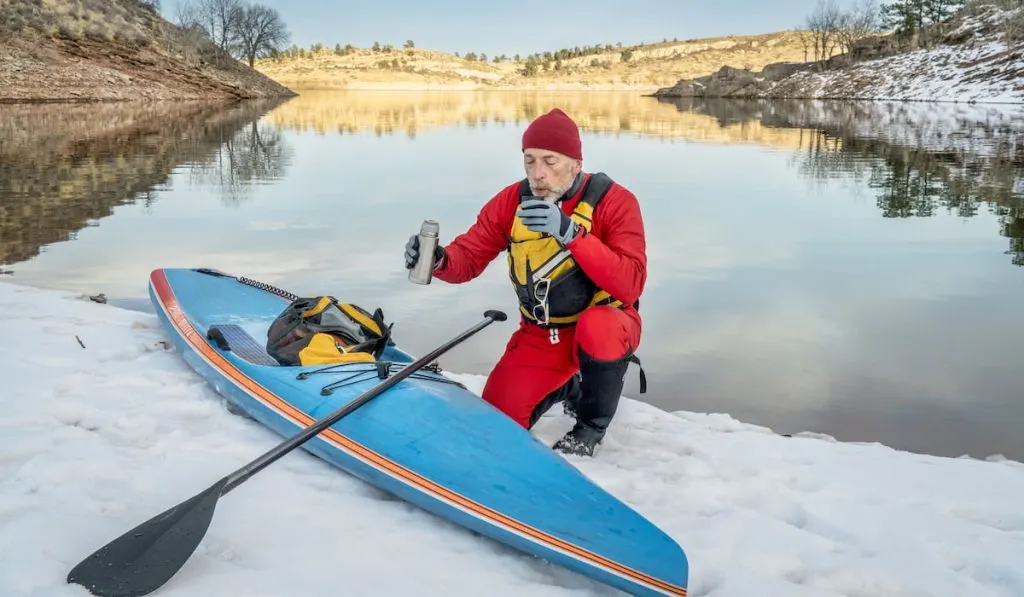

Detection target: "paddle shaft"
[221, 309, 506, 494]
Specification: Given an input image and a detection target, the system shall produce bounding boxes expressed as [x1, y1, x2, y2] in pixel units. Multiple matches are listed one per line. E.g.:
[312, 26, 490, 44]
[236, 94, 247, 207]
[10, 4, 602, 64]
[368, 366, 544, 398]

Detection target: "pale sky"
[160, 0, 829, 59]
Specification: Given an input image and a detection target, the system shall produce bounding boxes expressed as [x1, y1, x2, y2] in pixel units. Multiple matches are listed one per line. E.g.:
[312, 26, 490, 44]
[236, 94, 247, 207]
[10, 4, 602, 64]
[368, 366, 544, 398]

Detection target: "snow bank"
[2, 279, 1024, 596]
[779, 41, 1024, 104]
[769, 4, 1024, 104]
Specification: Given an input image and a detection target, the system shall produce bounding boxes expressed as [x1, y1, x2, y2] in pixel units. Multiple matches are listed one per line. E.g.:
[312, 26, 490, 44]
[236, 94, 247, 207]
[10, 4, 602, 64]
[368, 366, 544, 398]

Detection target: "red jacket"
[433, 173, 647, 310]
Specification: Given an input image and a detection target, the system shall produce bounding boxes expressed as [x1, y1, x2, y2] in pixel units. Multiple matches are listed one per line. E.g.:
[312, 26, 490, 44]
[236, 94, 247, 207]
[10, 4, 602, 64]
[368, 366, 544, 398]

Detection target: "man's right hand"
[404, 234, 446, 270]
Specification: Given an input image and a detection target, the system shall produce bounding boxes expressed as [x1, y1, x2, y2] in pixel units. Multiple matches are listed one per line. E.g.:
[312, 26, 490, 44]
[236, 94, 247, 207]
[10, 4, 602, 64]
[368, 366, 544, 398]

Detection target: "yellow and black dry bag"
[266, 296, 392, 366]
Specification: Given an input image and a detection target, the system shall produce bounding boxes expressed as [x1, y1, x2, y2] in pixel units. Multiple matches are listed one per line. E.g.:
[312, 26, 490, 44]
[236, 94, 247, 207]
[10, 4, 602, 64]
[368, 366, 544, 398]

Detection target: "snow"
[2, 279, 1024, 597]
[768, 4, 1024, 104]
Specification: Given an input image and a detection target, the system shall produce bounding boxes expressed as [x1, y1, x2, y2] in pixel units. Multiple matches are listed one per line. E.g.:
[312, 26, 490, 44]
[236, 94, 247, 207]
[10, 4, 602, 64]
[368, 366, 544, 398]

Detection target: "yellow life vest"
[507, 172, 625, 327]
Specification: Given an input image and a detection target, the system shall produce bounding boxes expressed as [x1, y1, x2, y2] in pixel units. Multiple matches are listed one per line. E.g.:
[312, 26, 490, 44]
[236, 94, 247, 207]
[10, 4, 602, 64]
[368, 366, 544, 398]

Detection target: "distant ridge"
[253, 30, 814, 91]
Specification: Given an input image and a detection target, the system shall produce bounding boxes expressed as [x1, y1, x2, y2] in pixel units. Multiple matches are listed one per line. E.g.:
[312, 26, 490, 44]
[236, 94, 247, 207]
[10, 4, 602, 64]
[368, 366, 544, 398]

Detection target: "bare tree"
[797, 23, 813, 62]
[234, 4, 290, 67]
[806, 0, 843, 68]
[173, 0, 200, 30]
[174, 0, 244, 51]
[209, 0, 244, 50]
[837, 0, 881, 55]
[165, 0, 212, 64]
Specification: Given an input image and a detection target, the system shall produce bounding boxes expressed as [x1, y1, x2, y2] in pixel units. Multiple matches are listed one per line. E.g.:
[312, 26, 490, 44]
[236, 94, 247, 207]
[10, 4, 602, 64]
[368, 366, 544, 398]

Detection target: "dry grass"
[0, 0, 159, 44]
[0, 0, 230, 72]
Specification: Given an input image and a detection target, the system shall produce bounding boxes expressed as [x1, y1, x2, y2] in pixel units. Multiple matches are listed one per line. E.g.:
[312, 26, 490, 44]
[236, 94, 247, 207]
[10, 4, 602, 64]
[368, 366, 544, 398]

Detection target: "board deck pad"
[207, 324, 281, 366]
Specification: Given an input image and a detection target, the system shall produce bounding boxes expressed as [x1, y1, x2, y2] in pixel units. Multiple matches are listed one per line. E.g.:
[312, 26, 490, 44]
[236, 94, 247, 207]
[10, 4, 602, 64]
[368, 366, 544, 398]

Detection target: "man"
[403, 108, 647, 457]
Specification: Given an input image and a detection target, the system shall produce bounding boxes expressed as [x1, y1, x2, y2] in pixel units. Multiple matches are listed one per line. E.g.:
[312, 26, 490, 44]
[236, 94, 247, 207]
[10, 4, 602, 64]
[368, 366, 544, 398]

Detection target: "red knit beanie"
[521, 108, 582, 160]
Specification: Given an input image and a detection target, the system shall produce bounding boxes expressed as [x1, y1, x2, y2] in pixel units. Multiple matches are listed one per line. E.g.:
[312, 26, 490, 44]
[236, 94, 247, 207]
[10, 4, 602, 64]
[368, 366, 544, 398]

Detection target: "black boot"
[552, 351, 631, 457]
[527, 374, 582, 429]
[562, 382, 579, 418]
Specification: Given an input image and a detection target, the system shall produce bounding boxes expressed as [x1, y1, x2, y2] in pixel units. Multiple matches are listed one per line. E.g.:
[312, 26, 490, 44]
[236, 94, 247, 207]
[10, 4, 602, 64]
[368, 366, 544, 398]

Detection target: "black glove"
[404, 234, 446, 270]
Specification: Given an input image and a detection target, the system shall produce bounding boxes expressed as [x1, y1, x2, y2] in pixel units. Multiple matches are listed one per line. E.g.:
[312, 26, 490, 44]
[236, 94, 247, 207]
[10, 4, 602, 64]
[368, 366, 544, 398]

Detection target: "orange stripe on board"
[149, 269, 686, 597]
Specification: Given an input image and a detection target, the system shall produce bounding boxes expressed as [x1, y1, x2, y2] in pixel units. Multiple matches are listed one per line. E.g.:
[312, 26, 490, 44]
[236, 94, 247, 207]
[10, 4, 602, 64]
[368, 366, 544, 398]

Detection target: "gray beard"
[535, 182, 570, 202]
[531, 172, 580, 203]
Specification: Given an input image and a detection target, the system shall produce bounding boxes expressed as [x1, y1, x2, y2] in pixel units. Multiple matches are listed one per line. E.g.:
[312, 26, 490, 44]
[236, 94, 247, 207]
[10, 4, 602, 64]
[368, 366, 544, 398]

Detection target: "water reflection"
[262, 89, 813, 147]
[184, 118, 294, 206]
[0, 98, 294, 273]
[657, 96, 1024, 266]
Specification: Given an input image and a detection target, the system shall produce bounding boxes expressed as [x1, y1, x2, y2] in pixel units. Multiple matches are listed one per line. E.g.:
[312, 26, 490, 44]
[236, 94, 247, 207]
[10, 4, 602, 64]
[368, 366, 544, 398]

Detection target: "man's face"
[523, 148, 581, 200]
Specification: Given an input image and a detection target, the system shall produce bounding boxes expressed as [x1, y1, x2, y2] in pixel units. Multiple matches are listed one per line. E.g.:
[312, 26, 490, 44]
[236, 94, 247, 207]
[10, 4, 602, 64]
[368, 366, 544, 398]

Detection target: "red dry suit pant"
[480, 305, 642, 428]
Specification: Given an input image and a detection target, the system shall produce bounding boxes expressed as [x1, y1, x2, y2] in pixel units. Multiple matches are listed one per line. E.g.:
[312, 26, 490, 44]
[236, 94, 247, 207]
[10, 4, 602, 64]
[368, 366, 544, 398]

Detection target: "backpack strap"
[628, 354, 646, 394]
[336, 303, 393, 359]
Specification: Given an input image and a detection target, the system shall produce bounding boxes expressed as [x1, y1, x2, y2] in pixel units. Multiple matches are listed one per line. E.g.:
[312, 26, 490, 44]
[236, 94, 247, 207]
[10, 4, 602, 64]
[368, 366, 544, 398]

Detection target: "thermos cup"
[408, 219, 440, 285]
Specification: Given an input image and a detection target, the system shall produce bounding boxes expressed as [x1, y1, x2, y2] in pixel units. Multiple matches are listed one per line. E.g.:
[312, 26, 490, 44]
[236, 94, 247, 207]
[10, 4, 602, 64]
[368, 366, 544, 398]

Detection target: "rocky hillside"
[254, 31, 815, 91]
[0, 0, 295, 101]
[652, 0, 1024, 103]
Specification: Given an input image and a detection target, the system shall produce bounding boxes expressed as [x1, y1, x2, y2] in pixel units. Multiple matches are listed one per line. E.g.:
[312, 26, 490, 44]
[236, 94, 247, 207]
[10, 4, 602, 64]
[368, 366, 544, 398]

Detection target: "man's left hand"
[517, 199, 581, 245]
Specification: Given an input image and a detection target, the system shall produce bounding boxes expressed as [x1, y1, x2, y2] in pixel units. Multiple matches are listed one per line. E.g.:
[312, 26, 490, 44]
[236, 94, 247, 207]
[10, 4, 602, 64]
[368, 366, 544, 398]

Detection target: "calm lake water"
[2, 90, 1023, 462]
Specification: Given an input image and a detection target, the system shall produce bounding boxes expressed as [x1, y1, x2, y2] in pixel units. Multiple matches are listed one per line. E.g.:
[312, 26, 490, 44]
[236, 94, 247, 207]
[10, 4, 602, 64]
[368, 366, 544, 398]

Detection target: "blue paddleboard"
[148, 267, 688, 596]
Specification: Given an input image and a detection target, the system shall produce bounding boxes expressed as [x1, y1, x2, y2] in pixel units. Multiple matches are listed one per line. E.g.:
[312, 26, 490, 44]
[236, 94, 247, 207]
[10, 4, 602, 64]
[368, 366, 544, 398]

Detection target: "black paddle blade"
[67, 477, 228, 597]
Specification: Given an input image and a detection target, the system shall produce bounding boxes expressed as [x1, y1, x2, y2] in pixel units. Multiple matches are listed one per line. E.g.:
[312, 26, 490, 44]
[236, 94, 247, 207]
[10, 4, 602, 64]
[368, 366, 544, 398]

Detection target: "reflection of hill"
[657, 97, 1024, 266]
[0, 98, 293, 268]
[262, 90, 812, 147]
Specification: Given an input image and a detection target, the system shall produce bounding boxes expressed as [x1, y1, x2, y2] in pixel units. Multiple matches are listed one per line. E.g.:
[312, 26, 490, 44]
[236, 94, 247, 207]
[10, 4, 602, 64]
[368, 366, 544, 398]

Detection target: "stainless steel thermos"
[408, 219, 440, 285]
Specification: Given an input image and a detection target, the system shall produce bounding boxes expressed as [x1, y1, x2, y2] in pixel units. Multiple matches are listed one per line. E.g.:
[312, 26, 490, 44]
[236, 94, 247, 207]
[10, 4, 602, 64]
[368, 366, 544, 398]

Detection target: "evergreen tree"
[925, 0, 964, 23]
[880, 0, 964, 35]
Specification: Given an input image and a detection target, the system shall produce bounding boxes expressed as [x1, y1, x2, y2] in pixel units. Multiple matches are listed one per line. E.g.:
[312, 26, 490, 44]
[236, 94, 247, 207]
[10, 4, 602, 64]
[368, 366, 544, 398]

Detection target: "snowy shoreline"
[3, 279, 1024, 596]
[767, 39, 1024, 105]
[654, 5, 1024, 106]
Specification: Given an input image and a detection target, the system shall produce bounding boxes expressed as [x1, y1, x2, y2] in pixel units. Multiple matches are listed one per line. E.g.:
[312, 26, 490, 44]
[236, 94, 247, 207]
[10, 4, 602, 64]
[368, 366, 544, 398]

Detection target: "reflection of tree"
[999, 207, 1024, 266]
[866, 147, 978, 219]
[656, 96, 1024, 268]
[790, 130, 870, 185]
[871, 159, 942, 218]
[184, 119, 293, 206]
[0, 97, 291, 269]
